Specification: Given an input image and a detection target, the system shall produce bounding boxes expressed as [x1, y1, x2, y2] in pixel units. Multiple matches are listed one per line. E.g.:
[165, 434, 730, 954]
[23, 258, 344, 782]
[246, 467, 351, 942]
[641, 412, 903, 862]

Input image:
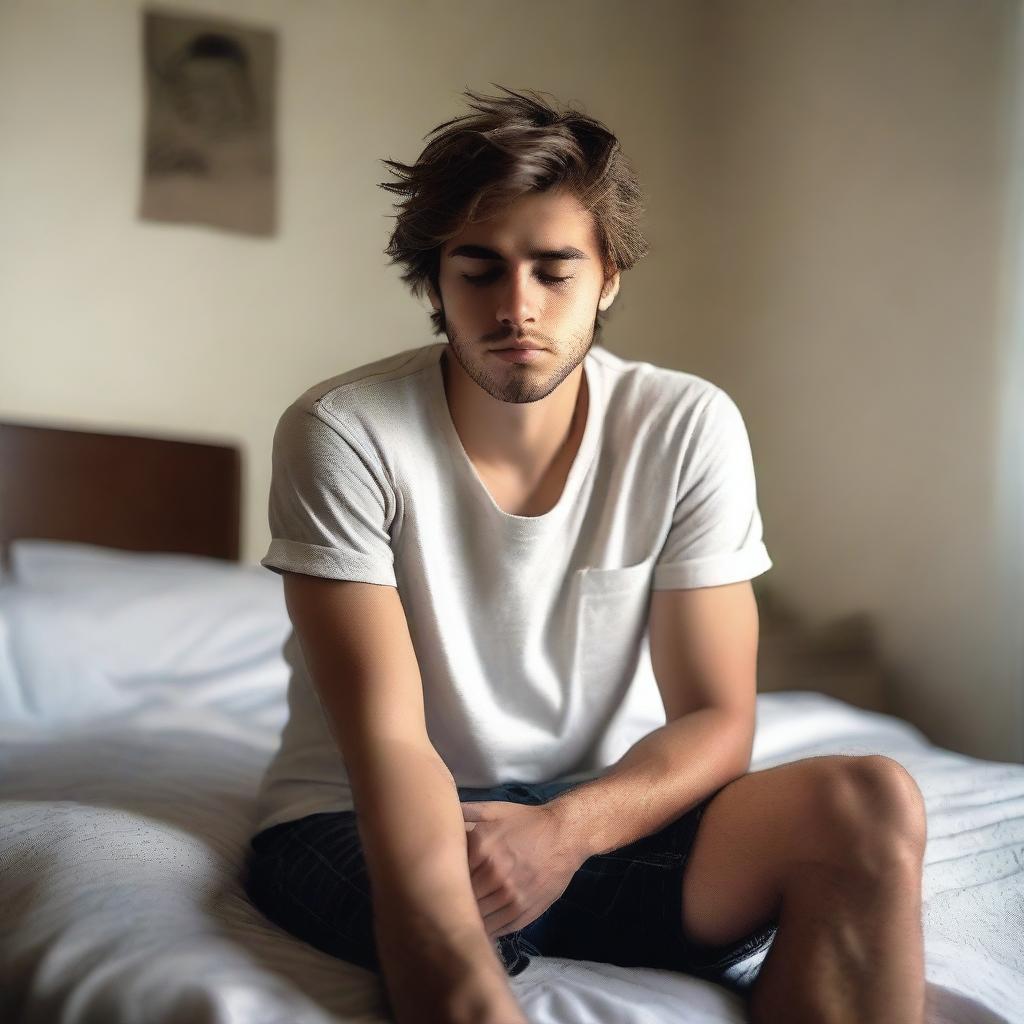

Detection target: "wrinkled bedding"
[0, 542, 1020, 1023]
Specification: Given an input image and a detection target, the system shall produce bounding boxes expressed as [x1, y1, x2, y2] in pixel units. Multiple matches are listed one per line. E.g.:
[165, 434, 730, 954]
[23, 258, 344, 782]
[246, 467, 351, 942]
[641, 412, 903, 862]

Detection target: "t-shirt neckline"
[427, 342, 602, 527]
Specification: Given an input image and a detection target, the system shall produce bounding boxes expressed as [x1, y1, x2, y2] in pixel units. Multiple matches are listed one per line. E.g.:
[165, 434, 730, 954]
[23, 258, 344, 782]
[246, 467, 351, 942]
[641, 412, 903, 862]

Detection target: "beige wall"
[1, 0, 1020, 761]
[665, 1, 1023, 763]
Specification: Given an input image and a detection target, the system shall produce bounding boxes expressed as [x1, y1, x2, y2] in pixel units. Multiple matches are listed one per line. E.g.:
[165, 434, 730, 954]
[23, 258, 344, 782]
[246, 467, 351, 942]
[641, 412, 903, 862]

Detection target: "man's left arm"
[545, 579, 760, 860]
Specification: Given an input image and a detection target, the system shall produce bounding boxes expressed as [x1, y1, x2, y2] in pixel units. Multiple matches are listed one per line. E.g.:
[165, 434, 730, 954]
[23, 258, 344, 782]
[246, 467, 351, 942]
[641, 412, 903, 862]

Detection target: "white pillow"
[0, 584, 27, 717]
[11, 539, 262, 591]
[3, 541, 291, 719]
[0, 582, 133, 721]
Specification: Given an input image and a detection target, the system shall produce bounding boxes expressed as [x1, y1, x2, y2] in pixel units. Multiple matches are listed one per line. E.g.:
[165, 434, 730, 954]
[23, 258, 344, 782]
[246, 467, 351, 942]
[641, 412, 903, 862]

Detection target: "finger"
[462, 800, 506, 820]
[483, 902, 521, 939]
[460, 802, 484, 820]
[468, 839, 499, 880]
[466, 838, 485, 873]
[477, 888, 514, 918]
[468, 863, 504, 902]
[493, 898, 548, 939]
[493, 912, 530, 939]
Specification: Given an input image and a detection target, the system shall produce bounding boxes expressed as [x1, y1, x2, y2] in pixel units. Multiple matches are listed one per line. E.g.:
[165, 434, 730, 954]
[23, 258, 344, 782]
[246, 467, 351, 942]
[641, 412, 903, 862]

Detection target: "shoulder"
[269, 344, 441, 486]
[590, 344, 727, 432]
[285, 342, 441, 422]
[272, 342, 442, 456]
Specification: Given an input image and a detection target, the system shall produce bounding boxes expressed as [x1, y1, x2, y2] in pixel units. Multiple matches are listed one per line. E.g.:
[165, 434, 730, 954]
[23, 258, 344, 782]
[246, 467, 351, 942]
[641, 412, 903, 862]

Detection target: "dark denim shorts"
[243, 776, 778, 988]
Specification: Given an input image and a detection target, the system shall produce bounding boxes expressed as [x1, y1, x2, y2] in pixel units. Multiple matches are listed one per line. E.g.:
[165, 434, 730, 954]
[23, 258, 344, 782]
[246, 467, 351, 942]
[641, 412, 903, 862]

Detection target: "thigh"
[245, 810, 381, 972]
[680, 753, 883, 952]
[244, 782, 539, 976]
[518, 778, 777, 981]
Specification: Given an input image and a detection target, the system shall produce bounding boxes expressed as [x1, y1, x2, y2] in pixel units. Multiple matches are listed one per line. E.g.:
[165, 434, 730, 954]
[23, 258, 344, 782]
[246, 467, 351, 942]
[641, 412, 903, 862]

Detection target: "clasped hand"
[461, 799, 587, 939]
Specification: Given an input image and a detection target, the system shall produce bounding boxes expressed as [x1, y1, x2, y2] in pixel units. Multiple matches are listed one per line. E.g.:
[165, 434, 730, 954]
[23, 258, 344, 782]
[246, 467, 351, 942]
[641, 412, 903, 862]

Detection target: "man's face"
[429, 188, 619, 405]
[170, 57, 252, 139]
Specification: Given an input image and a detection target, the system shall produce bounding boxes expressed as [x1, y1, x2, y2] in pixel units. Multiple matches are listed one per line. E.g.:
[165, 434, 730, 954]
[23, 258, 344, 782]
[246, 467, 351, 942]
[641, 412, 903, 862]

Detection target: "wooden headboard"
[0, 419, 241, 572]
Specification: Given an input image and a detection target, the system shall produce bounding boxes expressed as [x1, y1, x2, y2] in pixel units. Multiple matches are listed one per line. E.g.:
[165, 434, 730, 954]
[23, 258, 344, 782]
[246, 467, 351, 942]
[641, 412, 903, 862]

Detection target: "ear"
[427, 282, 442, 312]
[598, 269, 620, 311]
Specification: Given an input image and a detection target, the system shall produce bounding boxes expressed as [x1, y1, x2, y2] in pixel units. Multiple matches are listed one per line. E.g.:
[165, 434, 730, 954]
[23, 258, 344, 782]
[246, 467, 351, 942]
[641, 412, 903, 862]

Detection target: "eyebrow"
[447, 244, 589, 262]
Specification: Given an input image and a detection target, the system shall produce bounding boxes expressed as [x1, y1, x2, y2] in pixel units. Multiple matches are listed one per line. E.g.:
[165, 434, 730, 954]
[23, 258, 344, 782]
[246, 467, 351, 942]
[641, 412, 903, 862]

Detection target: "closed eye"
[461, 270, 573, 287]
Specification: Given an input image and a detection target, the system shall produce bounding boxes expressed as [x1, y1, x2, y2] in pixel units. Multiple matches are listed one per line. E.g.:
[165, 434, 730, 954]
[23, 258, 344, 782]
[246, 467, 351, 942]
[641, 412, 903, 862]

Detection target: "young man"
[245, 87, 928, 1024]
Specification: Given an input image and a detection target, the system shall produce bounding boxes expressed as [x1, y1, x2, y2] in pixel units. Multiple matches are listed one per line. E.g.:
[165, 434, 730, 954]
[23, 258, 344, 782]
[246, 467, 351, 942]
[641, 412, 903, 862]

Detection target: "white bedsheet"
[1, 691, 1021, 1023]
[0, 542, 1021, 1023]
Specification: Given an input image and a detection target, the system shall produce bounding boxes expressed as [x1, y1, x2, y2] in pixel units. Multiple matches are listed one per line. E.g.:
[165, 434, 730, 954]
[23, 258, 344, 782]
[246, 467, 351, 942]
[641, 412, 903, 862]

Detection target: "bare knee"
[810, 754, 927, 877]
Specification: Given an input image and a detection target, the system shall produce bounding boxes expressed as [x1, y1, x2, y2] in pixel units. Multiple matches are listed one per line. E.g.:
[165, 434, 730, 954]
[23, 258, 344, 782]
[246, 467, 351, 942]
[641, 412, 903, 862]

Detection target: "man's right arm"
[281, 572, 526, 1024]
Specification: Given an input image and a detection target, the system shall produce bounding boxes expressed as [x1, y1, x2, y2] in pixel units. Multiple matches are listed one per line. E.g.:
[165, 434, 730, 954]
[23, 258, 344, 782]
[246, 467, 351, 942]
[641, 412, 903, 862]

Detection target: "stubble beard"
[441, 310, 599, 406]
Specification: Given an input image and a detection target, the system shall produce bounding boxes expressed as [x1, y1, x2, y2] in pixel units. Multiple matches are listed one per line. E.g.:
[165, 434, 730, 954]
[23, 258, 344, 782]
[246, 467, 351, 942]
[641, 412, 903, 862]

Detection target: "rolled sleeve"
[260, 402, 397, 587]
[653, 388, 772, 590]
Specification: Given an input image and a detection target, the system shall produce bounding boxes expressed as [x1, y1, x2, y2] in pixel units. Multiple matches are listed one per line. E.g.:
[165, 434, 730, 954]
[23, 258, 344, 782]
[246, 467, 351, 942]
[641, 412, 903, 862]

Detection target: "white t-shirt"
[253, 340, 772, 834]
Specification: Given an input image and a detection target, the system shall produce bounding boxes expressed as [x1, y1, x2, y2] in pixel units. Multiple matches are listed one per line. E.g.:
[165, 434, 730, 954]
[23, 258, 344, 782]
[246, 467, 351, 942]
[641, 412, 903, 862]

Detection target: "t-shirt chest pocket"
[573, 560, 654, 696]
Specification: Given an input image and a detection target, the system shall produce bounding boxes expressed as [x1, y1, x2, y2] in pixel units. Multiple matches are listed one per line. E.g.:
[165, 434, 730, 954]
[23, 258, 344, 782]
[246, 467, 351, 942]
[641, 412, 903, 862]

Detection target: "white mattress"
[0, 542, 1021, 1023]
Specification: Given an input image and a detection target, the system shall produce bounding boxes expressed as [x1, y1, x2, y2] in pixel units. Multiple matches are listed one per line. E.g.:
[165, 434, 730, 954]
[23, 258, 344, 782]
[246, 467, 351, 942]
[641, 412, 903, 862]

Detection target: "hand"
[377, 939, 527, 1024]
[461, 799, 587, 940]
[441, 967, 530, 1024]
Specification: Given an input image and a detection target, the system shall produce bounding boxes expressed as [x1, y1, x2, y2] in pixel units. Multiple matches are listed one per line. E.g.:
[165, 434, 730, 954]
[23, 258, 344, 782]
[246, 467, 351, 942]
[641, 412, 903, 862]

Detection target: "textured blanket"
[1, 688, 1020, 1024]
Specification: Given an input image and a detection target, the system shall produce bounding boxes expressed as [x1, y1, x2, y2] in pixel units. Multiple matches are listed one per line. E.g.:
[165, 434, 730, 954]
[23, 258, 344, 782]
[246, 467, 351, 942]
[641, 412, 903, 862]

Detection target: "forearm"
[546, 708, 753, 859]
[351, 746, 512, 1010]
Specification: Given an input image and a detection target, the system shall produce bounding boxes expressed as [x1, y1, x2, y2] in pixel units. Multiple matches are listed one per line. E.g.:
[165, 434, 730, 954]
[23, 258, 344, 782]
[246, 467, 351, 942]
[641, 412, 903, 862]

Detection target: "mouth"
[491, 346, 546, 363]
[494, 343, 546, 351]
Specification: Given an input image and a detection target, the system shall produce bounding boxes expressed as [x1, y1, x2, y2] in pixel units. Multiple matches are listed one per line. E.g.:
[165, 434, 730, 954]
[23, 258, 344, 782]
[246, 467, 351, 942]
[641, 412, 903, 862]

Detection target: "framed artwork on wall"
[139, 7, 278, 236]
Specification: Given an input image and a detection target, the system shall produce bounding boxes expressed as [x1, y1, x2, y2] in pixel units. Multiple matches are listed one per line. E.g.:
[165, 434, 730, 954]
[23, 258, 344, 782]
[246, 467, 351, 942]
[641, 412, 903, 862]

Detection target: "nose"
[494, 266, 539, 333]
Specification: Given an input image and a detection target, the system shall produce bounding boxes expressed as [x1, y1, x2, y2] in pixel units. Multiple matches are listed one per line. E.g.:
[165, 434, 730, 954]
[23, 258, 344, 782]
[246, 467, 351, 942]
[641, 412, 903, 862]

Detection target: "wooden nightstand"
[752, 580, 890, 715]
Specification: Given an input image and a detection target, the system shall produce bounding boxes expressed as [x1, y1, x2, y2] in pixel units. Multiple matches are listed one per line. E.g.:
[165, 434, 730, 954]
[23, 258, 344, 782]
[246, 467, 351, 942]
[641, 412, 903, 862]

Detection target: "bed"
[0, 418, 1021, 1024]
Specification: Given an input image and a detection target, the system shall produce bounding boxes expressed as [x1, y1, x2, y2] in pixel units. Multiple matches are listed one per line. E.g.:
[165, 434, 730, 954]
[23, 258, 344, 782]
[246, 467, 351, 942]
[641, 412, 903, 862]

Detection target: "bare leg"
[677, 754, 927, 1024]
[747, 848, 925, 1024]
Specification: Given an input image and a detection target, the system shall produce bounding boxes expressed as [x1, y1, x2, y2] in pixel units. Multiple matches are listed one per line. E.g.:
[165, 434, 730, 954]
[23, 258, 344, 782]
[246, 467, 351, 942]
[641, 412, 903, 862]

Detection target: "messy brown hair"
[379, 85, 649, 337]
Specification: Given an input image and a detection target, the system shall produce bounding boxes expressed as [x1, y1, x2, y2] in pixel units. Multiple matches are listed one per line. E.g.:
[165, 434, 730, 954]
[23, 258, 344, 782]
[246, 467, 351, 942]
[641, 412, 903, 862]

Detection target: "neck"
[441, 347, 588, 478]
